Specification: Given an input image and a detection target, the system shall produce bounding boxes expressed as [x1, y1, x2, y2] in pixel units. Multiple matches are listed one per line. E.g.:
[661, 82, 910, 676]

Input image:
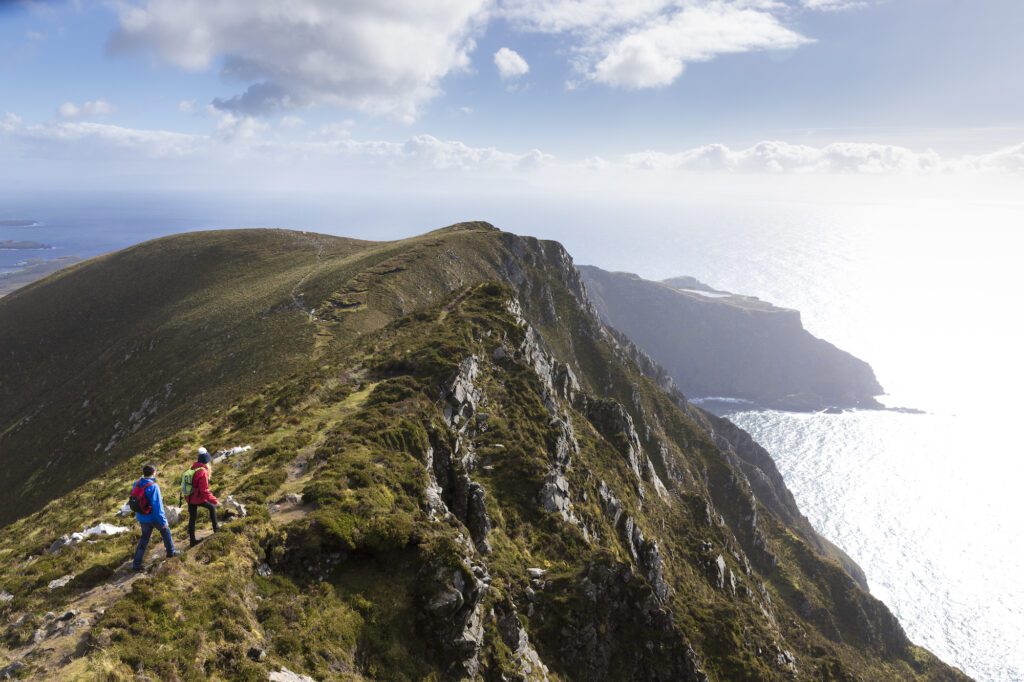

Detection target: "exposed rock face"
[431, 355, 494, 554]
[579, 266, 883, 411]
[585, 398, 668, 498]
[535, 561, 709, 682]
[495, 599, 551, 681]
[421, 545, 491, 678]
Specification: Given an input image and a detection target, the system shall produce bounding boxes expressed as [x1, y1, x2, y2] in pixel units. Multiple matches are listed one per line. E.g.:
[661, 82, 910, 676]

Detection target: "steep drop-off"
[0, 224, 963, 680]
[579, 266, 883, 411]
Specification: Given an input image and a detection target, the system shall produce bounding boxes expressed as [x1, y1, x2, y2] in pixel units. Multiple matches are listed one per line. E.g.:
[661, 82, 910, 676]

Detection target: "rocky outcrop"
[585, 398, 668, 499]
[579, 266, 883, 411]
[430, 356, 494, 554]
[420, 541, 492, 678]
[495, 599, 551, 681]
[596, 481, 671, 601]
[501, 299, 589, 533]
[534, 561, 708, 682]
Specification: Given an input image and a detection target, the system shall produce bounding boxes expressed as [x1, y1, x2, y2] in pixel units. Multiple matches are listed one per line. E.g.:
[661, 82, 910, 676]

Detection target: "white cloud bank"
[0, 113, 550, 172]
[2, 113, 1022, 178]
[494, 47, 530, 80]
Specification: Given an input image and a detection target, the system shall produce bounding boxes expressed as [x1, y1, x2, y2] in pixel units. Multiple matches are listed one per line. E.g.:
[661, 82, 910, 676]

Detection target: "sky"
[1, 0, 1023, 206]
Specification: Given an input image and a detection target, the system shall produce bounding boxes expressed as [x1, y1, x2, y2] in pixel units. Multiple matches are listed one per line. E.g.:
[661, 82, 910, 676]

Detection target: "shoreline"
[0, 256, 80, 297]
[692, 395, 924, 416]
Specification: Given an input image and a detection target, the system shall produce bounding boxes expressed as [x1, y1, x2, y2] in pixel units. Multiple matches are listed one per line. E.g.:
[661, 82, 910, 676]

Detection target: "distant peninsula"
[0, 240, 51, 250]
[0, 220, 38, 227]
[579, 265, 884, 412]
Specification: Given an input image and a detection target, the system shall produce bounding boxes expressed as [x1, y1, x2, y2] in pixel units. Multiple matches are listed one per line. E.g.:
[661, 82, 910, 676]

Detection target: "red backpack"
[128, 480, 154, 515]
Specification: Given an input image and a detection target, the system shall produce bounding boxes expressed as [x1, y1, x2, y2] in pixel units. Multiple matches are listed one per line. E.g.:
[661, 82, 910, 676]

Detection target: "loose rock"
[47, 574, 74, 590]
[269, 667, 318, 682]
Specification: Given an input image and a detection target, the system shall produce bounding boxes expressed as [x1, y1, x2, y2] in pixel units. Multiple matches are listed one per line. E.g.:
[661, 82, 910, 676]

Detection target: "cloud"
[109, 0, 489, 122]
[501, 1, 812, 89]
[213, 111, 269, 141]
[2, 114, 203, 158]
[177, 99, 197, 113]
[4, 110, 1022, 178]
[964, 142, 1024, 175]
[0, 113, 551, 172]
[591, 5, 810, 88]
[58, 99, 114, 118]
[494, 47, 530, 80]
[622, 140, 947, 174]
[800, 0, 867, 10]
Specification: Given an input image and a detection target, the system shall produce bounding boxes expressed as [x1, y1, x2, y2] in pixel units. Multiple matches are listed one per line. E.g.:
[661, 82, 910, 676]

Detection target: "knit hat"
[197, 447, 211, 464]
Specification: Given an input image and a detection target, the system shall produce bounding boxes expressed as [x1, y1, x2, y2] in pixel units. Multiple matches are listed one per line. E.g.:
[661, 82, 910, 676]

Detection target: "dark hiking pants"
[133, 522, 175, 569]
[188, 502, 219, 544]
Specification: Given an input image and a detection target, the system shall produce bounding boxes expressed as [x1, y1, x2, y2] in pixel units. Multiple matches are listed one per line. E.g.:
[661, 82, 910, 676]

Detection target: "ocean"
[556, 197, 1024, 681]
[3, 191, 1021, 680]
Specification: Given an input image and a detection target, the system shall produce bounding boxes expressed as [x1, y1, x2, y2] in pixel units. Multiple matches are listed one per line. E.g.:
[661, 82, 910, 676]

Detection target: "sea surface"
[2, 192, 1022, 680]
[562, 198, 1024, 682]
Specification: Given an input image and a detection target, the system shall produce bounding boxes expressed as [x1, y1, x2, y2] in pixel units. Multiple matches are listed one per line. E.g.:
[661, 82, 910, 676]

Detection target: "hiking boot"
[167, 550, 180, 558]
[131, 566, 146, 573]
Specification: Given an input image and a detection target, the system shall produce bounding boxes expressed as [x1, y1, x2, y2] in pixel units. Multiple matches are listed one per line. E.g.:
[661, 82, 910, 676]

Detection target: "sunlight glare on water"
[562, 195, 1024, 680]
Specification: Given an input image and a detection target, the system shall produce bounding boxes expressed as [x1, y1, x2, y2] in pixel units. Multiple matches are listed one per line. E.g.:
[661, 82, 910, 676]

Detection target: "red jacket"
[186, 462, 218, 505]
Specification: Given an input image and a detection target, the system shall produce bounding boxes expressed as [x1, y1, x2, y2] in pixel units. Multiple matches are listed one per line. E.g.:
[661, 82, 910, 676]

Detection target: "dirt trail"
[289, 232, 328, 319]
[0, 559, 157, 675]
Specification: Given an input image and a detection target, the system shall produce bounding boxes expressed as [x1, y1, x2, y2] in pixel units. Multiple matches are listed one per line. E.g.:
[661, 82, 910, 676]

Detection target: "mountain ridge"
[0, 224, 965, 680]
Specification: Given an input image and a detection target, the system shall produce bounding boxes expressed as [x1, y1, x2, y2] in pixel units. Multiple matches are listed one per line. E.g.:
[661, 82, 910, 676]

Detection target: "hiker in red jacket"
[186, 447, 219, 547]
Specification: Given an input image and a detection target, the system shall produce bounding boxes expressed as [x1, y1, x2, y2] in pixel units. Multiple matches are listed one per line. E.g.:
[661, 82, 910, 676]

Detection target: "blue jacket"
[132, 477, 168, 527]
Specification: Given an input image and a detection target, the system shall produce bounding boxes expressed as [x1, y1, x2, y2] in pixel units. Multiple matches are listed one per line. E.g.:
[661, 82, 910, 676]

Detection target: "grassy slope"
[0, 225, 508, 526]
[0, 225, 966, 681]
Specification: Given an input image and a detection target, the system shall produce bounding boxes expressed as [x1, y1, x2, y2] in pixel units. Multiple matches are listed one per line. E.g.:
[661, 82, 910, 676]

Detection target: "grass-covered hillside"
[0, 224, 966, 680]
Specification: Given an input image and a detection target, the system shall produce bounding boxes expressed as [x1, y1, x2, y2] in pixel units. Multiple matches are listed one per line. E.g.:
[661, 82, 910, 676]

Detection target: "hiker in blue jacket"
[130, 463, 178, 571]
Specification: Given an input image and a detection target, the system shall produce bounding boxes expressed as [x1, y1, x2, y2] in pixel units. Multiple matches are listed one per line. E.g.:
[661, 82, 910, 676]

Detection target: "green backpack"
[180, 467, 199, 498]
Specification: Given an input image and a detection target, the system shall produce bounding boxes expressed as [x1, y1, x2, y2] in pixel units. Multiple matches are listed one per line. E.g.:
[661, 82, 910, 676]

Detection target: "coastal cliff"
[579, 266, 884, 411]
